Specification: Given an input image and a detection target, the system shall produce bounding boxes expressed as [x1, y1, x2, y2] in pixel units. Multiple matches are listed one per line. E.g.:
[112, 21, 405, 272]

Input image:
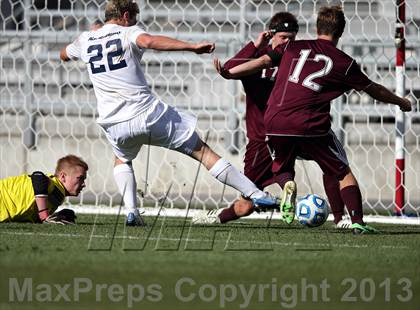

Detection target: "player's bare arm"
[136, 34, 215, 54]
[364, 82, 412, 112]
[35, 197, 49, 222]
[59, 47, 71, 62]
[214, 54, 272, 79]
[253, 30, 273, 49]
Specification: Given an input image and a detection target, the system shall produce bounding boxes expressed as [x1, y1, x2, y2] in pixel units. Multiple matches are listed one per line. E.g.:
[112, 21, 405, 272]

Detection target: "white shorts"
[101, 102, 199, 162]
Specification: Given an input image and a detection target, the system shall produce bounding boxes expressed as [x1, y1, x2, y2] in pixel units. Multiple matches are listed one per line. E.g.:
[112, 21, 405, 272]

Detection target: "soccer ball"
[295, 194, 329, 227]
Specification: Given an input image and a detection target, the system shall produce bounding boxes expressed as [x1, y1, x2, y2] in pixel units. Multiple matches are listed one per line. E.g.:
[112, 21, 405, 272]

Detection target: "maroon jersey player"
[210, 12, 346, 226]
[224, 12, 298, 189]
[218, 12, 299, 223]
[215, 6, 411, 233]
[198, 13, 300, 225]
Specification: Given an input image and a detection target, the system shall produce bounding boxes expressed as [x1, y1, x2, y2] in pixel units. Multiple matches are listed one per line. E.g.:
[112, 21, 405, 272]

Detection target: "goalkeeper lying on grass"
[0, 155, 88, 224]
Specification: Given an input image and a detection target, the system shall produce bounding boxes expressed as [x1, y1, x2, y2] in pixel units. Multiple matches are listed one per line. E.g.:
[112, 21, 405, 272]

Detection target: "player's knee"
[233, 199, 254, 217]
[191, 137, 222, 169]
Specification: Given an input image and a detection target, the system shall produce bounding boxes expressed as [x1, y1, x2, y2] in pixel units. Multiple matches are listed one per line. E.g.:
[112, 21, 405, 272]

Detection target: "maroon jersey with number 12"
[265, 39, 372, 137]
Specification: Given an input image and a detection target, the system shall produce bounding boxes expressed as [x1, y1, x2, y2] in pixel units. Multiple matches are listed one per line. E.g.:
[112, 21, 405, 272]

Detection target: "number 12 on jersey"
[88, 38, 127, 74]
[288, 49, 333, 92]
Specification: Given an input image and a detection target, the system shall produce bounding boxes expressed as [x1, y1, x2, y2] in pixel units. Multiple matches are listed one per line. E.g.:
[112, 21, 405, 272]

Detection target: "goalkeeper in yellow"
[0, 155, 88, 224]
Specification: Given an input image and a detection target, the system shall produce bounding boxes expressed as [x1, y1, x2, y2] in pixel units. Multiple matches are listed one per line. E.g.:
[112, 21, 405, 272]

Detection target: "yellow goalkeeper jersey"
[0, 174, 66, 223]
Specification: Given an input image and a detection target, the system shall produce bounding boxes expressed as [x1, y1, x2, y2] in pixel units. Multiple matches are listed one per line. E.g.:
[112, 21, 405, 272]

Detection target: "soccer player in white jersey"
[60, 0, 279, 226]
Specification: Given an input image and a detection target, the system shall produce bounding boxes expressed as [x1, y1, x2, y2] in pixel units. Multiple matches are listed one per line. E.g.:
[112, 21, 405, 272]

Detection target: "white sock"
[113, 163, 138, 215]
[209, 158, 265, 199]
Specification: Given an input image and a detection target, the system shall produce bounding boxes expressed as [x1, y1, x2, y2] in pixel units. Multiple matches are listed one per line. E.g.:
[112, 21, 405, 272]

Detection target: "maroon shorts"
[267, 130, 349, 182]
[243, 139, 282, 190]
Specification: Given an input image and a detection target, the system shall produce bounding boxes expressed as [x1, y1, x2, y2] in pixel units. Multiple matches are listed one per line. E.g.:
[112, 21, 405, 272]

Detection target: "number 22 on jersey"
[87, 38, 127, 74]
[288, 49, 333, 92]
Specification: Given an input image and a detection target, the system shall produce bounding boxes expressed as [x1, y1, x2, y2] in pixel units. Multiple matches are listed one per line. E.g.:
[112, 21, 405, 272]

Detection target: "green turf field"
[0, 214, 419, 310]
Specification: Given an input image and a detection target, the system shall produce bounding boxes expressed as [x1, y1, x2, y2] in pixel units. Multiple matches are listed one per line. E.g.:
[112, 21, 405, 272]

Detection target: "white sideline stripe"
[59, 206, 420, 225]
[0, 231, 410, 250]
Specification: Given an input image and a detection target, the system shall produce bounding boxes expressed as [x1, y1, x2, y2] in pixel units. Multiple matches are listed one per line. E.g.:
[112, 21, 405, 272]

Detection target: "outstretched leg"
[189, 138, 271, 201]
[218, 198, 254, 223]
[188, 138, 279, 225]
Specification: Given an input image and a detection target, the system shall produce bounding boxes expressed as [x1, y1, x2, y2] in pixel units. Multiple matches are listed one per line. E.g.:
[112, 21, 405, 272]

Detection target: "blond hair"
[55, 155, 88, 175]
[105, 0, 139, 22]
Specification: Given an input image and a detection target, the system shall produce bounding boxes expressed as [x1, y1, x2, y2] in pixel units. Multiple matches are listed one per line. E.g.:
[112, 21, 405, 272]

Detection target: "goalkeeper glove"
[44, 209, 77, 225]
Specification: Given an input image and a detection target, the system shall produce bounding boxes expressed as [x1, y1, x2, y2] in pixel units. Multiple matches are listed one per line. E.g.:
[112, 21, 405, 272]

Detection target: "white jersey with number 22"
[66, 23, 165, 125]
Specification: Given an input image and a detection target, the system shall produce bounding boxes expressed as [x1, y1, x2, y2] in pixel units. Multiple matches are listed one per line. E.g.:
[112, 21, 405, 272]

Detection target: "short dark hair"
[316, 6, 346, 39]
[104, 0, 139, 22]
[269, 12, 299, 33]
[55, 155, 88, 175]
